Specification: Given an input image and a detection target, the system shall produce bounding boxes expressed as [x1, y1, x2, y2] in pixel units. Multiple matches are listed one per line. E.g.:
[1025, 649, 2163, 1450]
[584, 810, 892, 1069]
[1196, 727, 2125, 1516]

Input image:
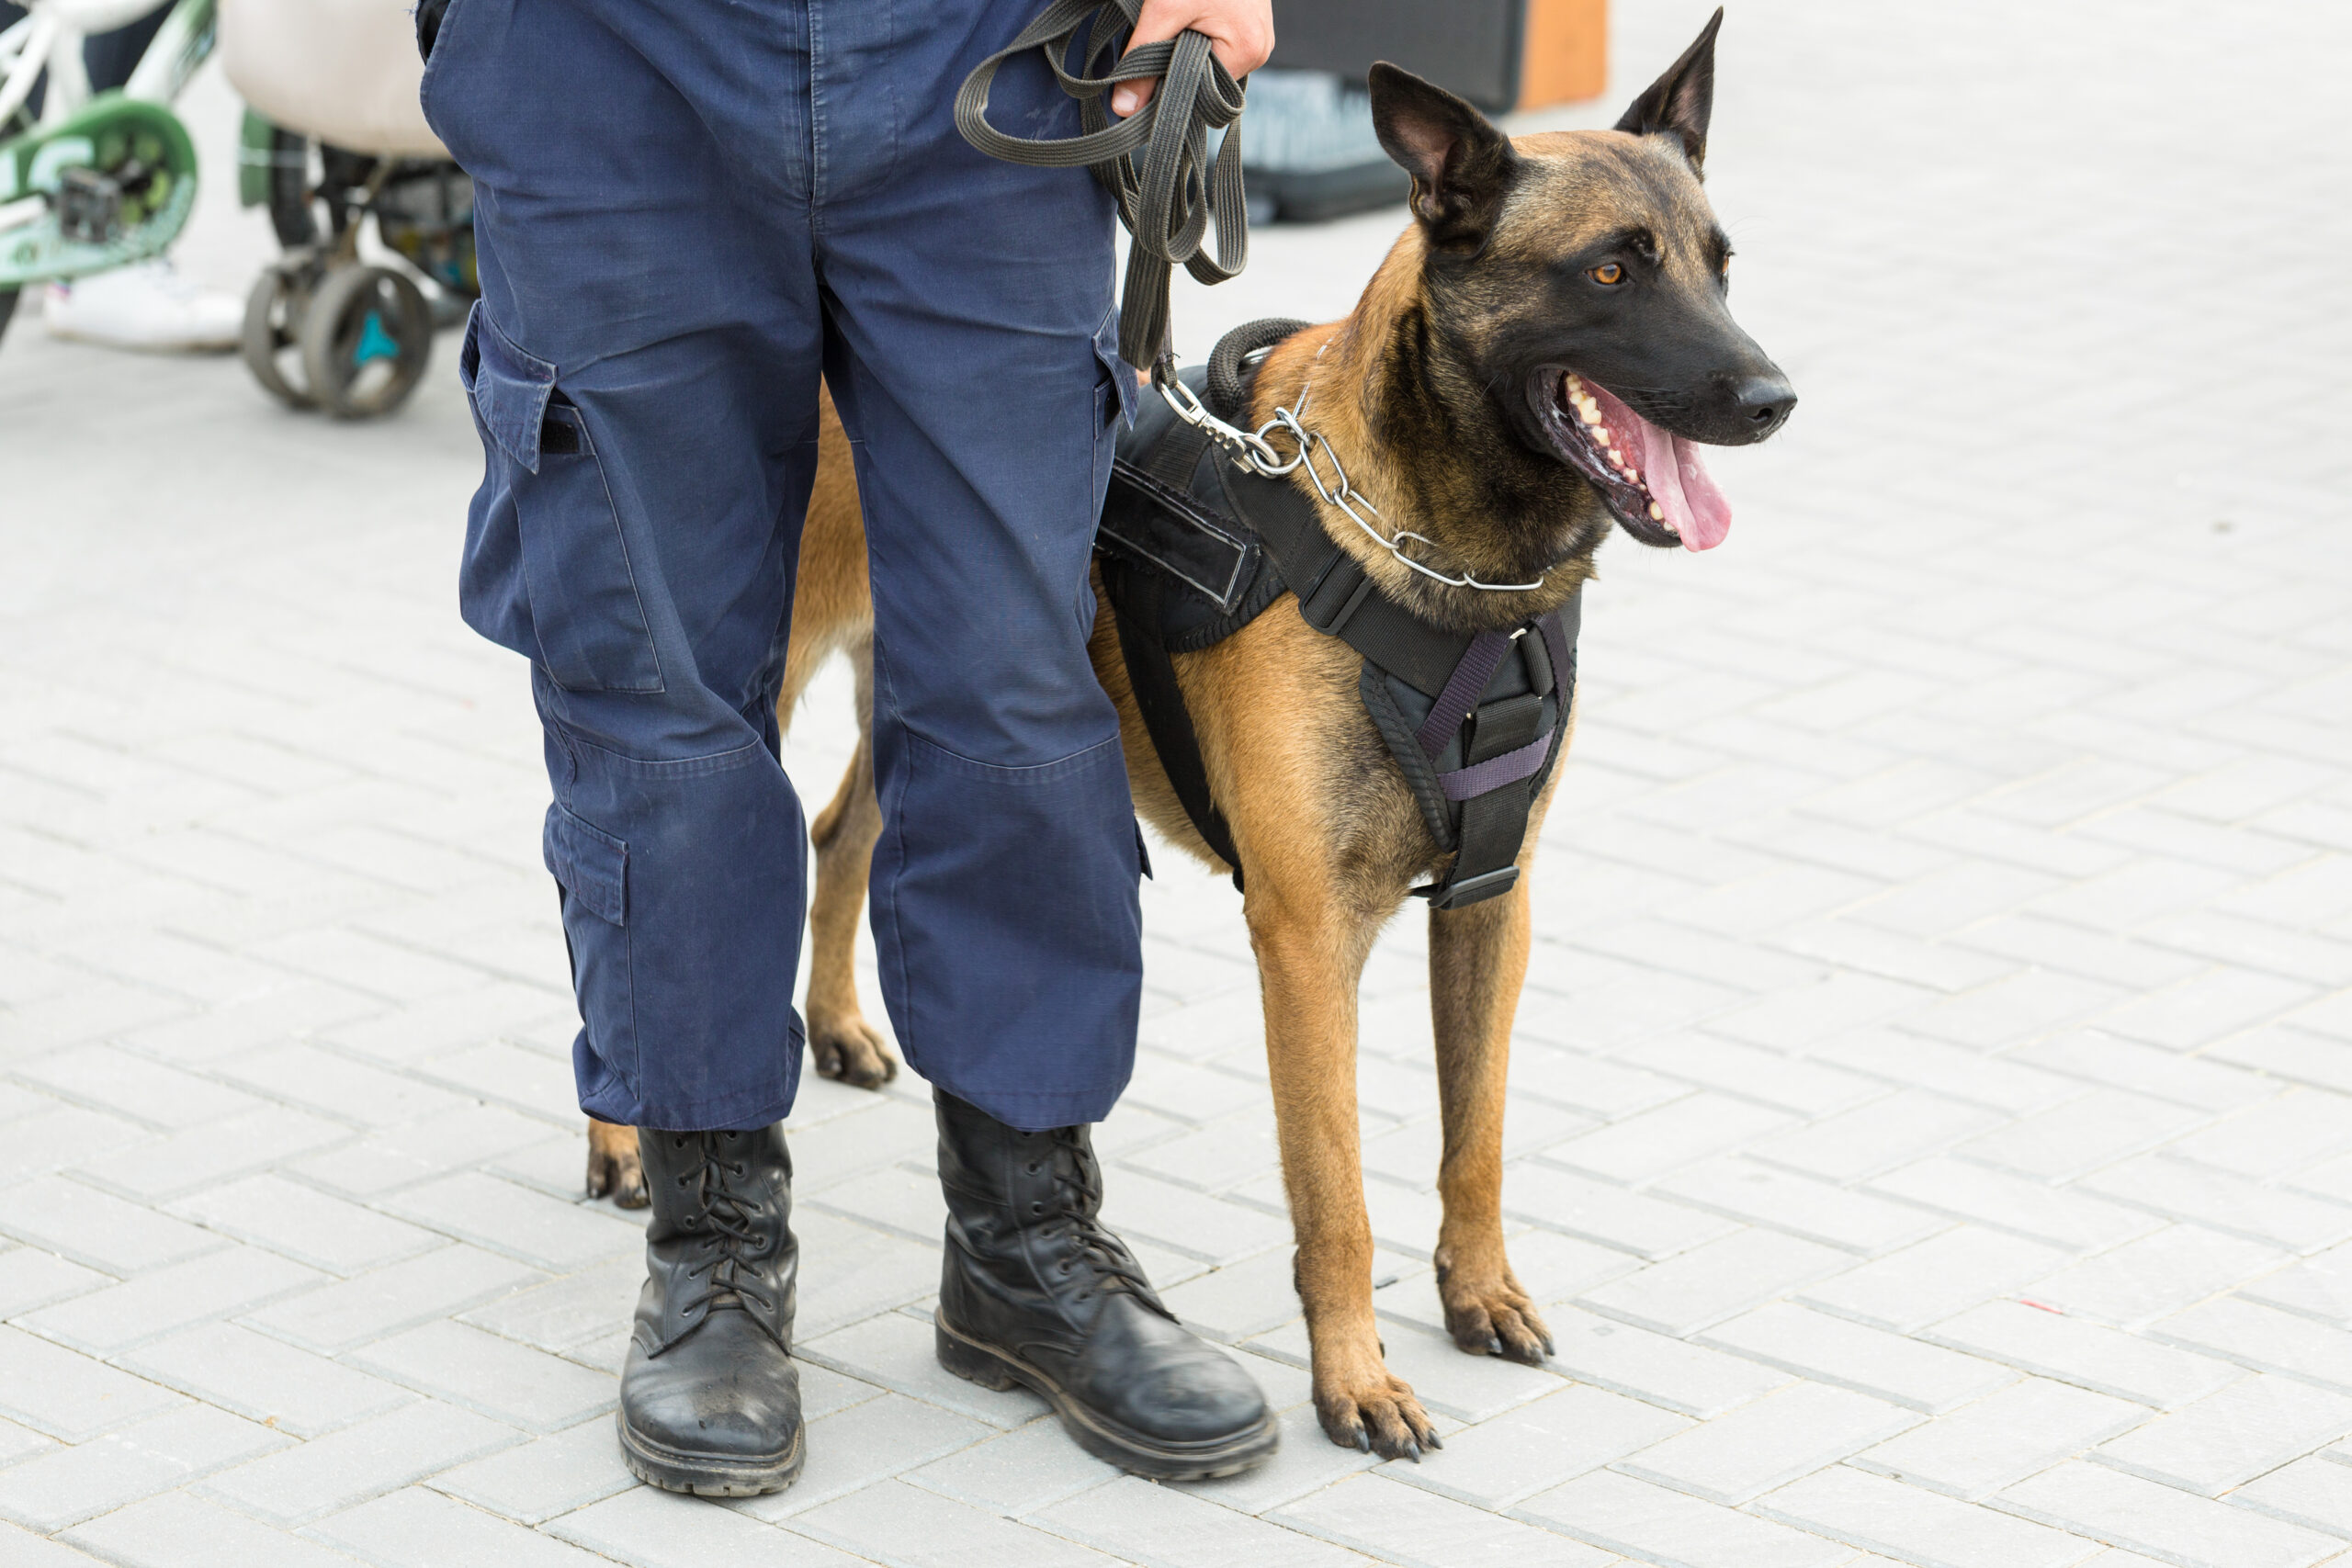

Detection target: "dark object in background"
[1242, 0, 1606, 222]
[1268, 0, 1606, 114]
[1238, 73, 1407, 224]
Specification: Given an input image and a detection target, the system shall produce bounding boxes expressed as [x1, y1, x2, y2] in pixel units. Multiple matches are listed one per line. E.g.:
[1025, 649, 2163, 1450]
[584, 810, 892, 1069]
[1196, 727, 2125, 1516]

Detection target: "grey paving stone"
[800, 1309, 1047, 1430]
[19, 1241, 325, 1353]
[0, 1521, 110, 1568]
[61, 1490, 367, 1568]
[424, 1416, 635, 1527]
[1799, 1227, 2072, 1334]
[0, 1176, 223, 1275]
[1656, 1156, 1949, 1256]
[1580, 1227, 1854, 1337]
[1925, 1302, 2245, 1412]
[1543, 1304, 1791, 1419]
[2231, 1455, 2352, 1540]
[197, 1398, 522, 1525]
[90, 1104, 356, 1203]
[0, 1325, 187, 1441]
[1514, 1468, 1852, 1568]
[794, 1478, 1125, 1568]
[1503, 1161, 1742, 1261]
[1615, 1378, 1918, 1506]
[374, 1170, 644, 1272]
[119, 1320, 414, 1438]
[2093, 1373, 2352, 1496]
[904, 1416, 1122, 1517]
[547, 1487, 867, 1566]
[347, 1319, 616, 1433]
[1374, 1382, 1690, 1510]
[309, 1484, 614, 1567]
[287, 1105, 567, 1199]
[165, 1173, 444, 1275]
[790, 1209, 950, 1338]
[1540, 1093, 1797, 1187]
[0, 1247, 112, 1316]
[1852, 1378, 2149, 1502]
[1745, 1086, 1998, 1182]
[1038, 1474, 1380, 1567]
[1274, 1472, 1616, 1567]
[454, 1255, 639, 1354]
[735, 1393, 993, 1520]
[1699, 1303, 2017, 1415]
[2025, 1224, 2292, 1329]
[0, 1404, 288, 1531]
[1755, 1465, 2097, 1568]
[2154, 1296, 2352, 1393]
[1996, 1461, 2342, 1568]
[240, 1244, 545, 1353]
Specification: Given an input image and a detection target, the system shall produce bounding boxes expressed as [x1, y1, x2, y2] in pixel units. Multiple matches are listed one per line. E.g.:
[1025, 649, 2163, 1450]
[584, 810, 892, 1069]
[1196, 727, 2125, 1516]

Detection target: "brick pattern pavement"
[4, 1, 2351, 1564]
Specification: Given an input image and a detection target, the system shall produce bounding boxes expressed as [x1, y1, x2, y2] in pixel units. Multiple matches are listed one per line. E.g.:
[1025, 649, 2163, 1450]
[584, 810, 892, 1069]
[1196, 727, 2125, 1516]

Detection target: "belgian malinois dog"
[587, 10, 1792, 1459]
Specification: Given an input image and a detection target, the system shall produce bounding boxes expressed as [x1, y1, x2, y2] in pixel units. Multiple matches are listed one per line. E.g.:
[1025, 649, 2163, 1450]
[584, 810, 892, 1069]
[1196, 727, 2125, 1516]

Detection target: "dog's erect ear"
[1369, 63, 1519, 251]
[1615, 6, 1723, 175]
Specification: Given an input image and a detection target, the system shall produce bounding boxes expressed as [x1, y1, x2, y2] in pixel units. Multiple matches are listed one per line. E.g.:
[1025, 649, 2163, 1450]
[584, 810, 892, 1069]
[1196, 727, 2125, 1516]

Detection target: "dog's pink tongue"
[1590, 385, 1733, 552]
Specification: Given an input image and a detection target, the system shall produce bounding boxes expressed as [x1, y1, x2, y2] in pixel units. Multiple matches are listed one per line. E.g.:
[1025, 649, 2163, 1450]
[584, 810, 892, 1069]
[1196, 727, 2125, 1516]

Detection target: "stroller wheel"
[242, 264, 317, 409]
[300, 264, 432, 420]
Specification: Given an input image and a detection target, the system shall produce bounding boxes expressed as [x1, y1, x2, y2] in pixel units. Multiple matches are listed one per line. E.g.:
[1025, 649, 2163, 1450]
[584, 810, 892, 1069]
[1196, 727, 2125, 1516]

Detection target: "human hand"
[1111, 0, 1275, 118]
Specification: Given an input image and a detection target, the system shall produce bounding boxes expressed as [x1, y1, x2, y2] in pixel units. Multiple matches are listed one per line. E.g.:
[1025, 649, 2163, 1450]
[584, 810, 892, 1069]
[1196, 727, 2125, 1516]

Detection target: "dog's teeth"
[1624, 468, 1638, 483]
[1648, 502, 1666, 521]
[1578, 405, 1601, 426]
[1607, 449, 1624, 466]
[1593, 425, 1611, 443]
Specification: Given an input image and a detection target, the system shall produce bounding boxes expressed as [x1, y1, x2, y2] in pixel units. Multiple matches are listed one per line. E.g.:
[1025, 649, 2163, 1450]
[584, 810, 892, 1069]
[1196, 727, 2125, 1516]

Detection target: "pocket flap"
[544, 803, 628, 926]
[460, 306, 559, 473]
[1094, 308, 1139, 430]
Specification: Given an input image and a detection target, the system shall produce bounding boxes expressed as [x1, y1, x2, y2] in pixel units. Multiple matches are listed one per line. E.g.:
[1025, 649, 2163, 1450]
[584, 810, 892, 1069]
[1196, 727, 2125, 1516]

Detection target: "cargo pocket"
[544, 801, 639, 1095]
[1093, 307, 1138, 434]
[461, 310, 665, 694]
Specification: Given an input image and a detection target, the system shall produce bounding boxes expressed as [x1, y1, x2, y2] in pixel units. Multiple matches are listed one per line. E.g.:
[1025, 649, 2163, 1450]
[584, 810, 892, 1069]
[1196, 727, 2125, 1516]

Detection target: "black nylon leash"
[955, 0, 1249, 374]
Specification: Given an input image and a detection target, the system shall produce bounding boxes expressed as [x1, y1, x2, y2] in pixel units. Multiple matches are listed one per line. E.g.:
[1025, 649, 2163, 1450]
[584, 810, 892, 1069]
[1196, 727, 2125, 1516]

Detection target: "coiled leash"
[955, 0, 1247, 387]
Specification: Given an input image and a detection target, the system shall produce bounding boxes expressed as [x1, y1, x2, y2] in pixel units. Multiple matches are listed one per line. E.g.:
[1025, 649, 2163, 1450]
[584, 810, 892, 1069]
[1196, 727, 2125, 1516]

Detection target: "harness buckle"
[1424, 865, 1521, 909]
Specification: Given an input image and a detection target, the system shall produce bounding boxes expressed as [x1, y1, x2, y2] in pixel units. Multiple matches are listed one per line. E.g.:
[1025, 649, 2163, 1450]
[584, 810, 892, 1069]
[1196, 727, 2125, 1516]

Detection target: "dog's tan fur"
[585, 18, 1782, 1457]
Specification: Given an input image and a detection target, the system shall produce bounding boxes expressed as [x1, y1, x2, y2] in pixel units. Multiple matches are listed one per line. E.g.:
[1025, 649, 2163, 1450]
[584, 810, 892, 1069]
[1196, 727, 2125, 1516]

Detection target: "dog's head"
[1367, 8, 1792, 558]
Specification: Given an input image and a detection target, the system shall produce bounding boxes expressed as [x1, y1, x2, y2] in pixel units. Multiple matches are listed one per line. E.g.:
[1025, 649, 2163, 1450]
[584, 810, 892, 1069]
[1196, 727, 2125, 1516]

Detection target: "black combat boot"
[617, 1125, 803, 1495]
[932, 1090, 1277, 1479]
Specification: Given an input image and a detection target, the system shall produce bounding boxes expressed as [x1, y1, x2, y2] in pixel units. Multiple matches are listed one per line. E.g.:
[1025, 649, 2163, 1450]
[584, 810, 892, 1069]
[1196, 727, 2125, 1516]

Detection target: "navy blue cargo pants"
[421, 0, 1144, 1134]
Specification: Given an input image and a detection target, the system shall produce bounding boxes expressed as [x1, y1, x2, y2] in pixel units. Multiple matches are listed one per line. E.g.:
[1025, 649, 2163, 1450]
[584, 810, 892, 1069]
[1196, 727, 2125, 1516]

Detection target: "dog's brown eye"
[1589, 263, 1623, 286]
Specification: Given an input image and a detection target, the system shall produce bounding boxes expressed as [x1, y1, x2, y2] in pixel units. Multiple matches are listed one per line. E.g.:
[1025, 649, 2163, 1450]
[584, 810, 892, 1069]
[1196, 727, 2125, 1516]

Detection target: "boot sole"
[934, 1317, 1279, 1482]
[616, 1410, 805, 1497]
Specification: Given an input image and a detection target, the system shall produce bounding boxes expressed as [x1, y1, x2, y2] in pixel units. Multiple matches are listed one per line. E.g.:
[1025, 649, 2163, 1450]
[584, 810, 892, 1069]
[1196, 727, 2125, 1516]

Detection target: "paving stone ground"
[5, 2, 2352, 1565]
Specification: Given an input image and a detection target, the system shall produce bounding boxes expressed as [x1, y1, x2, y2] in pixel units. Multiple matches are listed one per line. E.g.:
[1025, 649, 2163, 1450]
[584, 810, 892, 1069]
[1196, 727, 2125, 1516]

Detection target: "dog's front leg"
[1250, 891, 1438, 1460]
[1430, 883, 1553, 1363]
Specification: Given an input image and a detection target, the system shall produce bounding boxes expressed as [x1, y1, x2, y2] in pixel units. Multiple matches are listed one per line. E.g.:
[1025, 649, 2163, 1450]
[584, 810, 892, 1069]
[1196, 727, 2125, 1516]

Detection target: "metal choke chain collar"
[1161, 365, 1552, 594]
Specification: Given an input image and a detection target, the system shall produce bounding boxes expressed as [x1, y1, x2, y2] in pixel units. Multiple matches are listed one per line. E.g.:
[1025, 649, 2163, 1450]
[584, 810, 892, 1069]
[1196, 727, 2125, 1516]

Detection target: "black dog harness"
[1096, 322, 1581, 910]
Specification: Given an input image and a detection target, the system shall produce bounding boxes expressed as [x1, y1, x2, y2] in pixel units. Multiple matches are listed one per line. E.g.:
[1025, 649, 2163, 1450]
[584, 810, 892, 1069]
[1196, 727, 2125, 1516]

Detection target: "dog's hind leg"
[1251, 886, 1440, 1461]
[587, 1117, 647, 1209]
[1428, 882, 1552, 1364]
[805, 638, 898, 1089]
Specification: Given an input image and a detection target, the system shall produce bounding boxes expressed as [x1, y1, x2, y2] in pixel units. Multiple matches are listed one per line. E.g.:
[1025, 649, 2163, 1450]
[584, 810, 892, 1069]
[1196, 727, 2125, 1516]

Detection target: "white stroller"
[221, 0, 469, 416]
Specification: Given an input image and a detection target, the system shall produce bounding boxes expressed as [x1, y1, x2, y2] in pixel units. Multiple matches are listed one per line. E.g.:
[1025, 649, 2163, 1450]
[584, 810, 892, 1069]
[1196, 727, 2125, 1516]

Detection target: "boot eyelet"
[1025, 1161, 1042, 1175]
[1029, 1201, 1045, 1214]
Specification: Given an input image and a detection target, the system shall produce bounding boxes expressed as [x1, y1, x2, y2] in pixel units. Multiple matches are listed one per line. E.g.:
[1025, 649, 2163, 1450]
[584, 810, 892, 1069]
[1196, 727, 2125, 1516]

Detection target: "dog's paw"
[585, 1120, 648, 1210]
[1440, 1270, 1553, 1365]
[1315, 1371, 1441, 1461]
[809, 1016, 899, 1089]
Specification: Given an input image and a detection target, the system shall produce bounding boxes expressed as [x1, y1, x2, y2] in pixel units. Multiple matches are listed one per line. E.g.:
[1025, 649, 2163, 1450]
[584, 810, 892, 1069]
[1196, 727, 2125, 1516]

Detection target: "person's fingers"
[1113, 0, 1273, 117]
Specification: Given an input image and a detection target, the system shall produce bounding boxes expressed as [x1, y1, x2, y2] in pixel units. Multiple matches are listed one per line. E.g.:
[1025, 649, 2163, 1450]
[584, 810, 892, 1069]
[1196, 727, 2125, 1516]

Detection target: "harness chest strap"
[1102, 416, 1579, 909]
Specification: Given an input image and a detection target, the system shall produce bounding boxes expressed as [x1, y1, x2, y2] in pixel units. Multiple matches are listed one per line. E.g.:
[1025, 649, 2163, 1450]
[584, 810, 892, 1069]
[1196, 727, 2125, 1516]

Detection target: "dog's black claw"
[1425, 1429, 1443, 1450]
[1402, 1441, 1420, 1463]
[1486, 1335, 1503, 1357]
[1541, 1337, 1556, 1359]
[1354, 1429, 1372, 1453]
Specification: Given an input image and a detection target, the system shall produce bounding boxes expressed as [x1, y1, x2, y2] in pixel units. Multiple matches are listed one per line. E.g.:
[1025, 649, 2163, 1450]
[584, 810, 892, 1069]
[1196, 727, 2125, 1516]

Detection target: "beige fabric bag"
[220, 0, 448, 157]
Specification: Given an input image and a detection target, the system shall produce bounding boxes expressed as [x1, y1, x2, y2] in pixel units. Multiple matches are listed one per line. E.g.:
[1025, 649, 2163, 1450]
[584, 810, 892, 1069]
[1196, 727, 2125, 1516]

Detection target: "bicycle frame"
[0, 0, 213, 286]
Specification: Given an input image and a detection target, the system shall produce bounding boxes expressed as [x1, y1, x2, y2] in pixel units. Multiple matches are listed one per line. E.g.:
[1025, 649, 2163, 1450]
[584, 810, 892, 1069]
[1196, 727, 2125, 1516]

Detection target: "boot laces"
[1033, 1131, 1155, 1307]
[674, 1133, 774, 1318]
